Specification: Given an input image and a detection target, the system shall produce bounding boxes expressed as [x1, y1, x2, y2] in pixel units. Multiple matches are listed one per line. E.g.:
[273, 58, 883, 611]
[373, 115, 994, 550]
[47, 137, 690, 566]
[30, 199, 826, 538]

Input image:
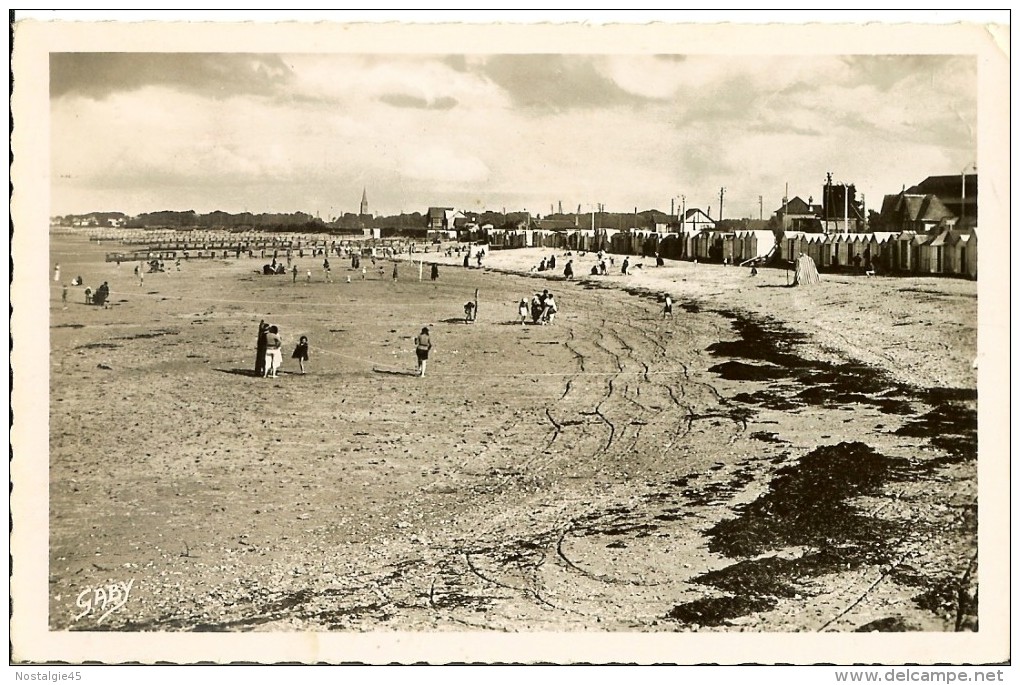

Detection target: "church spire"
[360, 188, 369, 216]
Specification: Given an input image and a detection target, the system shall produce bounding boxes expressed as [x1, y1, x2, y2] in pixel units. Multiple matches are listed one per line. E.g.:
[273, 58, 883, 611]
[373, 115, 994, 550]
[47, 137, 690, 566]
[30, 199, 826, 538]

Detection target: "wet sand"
[47, 235, 977, 632]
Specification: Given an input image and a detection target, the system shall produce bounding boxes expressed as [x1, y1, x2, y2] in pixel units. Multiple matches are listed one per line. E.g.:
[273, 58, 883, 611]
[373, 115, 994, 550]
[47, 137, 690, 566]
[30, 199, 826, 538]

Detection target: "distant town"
[52, 171, 978, 278]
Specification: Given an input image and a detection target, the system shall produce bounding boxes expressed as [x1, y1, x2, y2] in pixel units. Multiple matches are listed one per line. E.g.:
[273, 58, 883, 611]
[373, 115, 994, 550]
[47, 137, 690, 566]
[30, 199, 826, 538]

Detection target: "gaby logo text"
[73, 580, 134, 624]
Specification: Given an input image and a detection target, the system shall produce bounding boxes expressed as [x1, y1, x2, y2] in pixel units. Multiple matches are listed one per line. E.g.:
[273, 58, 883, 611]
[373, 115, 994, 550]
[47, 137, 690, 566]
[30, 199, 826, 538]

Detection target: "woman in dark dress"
[255, 320, 269, 376]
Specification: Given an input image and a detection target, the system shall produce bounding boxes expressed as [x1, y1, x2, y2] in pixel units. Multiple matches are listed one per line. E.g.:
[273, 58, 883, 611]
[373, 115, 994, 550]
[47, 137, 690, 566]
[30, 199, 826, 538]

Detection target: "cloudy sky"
[50, 52, 976, 220]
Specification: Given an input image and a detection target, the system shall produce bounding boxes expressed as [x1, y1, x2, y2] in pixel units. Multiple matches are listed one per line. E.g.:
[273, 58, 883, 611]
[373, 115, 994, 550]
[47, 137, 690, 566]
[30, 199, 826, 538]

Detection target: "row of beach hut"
[487, 226, 977, 278]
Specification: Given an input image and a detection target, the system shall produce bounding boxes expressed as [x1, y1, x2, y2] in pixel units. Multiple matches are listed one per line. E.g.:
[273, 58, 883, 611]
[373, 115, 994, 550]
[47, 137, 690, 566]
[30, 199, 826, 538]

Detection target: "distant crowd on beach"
[57, 238, 697, 381]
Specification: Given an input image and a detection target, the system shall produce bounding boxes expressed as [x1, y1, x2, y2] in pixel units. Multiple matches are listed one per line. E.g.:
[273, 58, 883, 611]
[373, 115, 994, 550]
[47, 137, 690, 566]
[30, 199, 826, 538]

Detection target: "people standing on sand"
[84, 287, 93, 305]
[292, 264, 298, 283]
[464, 301, 476, 323]
[531, 292, 544, 324]
[264, 325, 283, 378]
[291, 335, 309, 374]
[255, 320, 269, 376]
[519, 298, 530, 326]
[392, 261, 399, 282]
[94, 282, 111, 309]
[463, 253, 470, 268]
[61, 283, 68, 309]
[542, 293, 557, 325]
[662, 294, 673, 319]
[414, 326, 433, 377]
[563, 260, 574, 280]
[54, 263, 60, 282]
[622, 257, 630, 275]
[431, 263, 439, 281]
[549, 254, 556, 270]
[323, 258, 332, 282]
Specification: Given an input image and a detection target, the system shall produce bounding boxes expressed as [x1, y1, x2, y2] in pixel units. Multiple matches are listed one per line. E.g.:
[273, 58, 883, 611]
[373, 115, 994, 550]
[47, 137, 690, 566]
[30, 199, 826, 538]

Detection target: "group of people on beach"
[520, 289, 558, 325]
[528, 254, 575, 280]
[59, 272, 110, 309]
[255, 320, 309, 378]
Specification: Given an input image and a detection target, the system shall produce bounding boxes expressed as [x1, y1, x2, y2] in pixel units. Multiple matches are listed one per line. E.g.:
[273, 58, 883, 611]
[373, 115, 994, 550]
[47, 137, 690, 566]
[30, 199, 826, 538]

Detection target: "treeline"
[124, 210, 334, 231]
[51, 211, 127, 225]
[53, 207, 693, 233]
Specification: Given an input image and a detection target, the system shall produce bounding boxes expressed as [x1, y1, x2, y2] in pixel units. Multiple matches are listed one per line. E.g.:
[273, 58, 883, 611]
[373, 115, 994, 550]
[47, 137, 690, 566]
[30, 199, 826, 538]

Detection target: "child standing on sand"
[291, 335, 309, 374]
[414, 327, 432, 377]
[518, 298, 529, 326]
[662, 294, 673, 319]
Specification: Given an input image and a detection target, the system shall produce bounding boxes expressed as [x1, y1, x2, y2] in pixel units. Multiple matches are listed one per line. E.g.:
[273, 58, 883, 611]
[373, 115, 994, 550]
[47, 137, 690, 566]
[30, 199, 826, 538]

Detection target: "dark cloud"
[432, 96, 458, 110]
[379, 93, 430, 108]
[669, 73, 772, 127]
[379, 93, 459, 110]
[443, 55, 468, 72]
[839, 55, 974, 92]
[478, 54, 650, 110]
[50, 53, 293, 99]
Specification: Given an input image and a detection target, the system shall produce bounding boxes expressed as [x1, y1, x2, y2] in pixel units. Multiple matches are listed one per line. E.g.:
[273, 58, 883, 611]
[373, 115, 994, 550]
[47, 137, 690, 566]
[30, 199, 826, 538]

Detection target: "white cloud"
[399, 146, 490, 184]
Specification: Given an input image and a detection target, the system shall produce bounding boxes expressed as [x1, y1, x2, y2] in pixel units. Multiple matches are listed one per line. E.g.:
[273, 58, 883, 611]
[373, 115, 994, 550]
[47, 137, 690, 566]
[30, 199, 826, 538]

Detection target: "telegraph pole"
[843, 183, 849, 233]
[758, 195, 763, 220]
[718, 187, 726, 222]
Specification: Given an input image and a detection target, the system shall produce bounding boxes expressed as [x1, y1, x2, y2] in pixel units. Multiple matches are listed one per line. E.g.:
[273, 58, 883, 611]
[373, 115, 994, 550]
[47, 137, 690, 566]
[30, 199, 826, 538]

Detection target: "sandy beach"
[47, 234, 977, 633]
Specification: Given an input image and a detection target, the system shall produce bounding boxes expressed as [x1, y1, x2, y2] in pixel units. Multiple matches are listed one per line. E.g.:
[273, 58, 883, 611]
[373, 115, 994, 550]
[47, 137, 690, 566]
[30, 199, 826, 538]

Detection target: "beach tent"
[720, 233, 736, 263]
[792, 252, 821, 285]
[734, 230, 777, 264]
[910, 232, 932, 273]
[943, 231, 969, 276]
[889, 231, 917, 272]
[680, 229, 699, 260]
[812, 233, 830, 267]
[780, 231, 806, 264]
[962, 229, 977, 278]
[918, 228, 952, 274]
[657, 233, 682, 260]
[866, 232, 898, 272]
[827, 233, 849, 268]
